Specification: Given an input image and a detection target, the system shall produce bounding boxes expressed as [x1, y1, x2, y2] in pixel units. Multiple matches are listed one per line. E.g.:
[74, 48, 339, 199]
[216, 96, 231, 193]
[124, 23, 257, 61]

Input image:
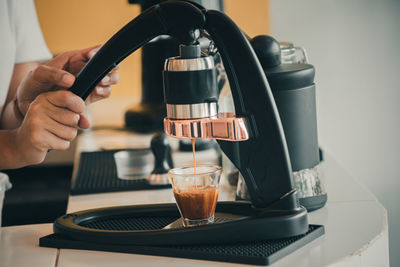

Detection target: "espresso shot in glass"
[169, 165, 221, 227]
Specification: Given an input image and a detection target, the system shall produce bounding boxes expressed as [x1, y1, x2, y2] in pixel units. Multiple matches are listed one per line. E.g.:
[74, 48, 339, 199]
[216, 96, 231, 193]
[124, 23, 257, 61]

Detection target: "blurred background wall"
[270, 0, 399, 265]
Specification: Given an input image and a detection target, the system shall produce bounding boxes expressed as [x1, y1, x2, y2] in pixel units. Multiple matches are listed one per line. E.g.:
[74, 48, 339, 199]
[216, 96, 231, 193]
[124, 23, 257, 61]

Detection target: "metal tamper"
[147, 132, 174, 185]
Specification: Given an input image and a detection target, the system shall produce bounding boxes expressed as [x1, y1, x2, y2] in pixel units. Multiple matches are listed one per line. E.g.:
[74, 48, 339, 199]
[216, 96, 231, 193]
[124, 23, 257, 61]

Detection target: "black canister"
[249, 35, 327, 211]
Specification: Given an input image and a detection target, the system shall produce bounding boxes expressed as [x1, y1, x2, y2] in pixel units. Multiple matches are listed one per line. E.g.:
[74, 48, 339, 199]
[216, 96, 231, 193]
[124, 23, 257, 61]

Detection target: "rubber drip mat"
[70, 150, 170, 195]
[40, 224, 324, 266]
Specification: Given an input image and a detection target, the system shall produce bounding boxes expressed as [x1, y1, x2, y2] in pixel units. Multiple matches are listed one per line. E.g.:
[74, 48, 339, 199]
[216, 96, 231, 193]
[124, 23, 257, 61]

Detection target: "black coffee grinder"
[234, 35, 327, 211]
[51, 1, 323, 247]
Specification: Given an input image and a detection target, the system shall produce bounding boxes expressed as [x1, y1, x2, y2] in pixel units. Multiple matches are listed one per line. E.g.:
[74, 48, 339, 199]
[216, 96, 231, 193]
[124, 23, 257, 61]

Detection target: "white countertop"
[0, 223, 56, 267]
[0, 130, 390, 267]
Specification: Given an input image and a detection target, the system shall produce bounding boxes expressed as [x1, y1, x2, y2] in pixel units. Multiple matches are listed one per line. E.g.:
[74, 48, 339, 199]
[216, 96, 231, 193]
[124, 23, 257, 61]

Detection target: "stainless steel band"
[164, 56, 215, 71]
[166, 103, 218, 119]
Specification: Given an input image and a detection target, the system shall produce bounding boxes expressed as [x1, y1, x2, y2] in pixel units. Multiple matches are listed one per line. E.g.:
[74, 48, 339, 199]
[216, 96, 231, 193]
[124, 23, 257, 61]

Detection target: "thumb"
[78, 113, 91, 129]
[28, 65, 75, 89]
[16, 66, 75, 116]
[46, 52, 73, 69]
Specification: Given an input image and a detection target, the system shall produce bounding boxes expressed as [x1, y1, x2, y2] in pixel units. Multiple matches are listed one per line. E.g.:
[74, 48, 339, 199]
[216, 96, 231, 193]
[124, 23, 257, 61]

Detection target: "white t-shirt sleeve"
[12, 0, 52, 63]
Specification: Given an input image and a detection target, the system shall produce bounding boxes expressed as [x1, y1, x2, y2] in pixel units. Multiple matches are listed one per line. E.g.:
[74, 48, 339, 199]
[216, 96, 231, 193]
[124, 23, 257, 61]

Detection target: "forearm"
[0, 129, 26, 170]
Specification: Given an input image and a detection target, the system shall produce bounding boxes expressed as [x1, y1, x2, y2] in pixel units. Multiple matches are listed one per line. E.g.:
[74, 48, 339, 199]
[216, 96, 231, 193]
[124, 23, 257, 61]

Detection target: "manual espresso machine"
[40, 1, 324, 265]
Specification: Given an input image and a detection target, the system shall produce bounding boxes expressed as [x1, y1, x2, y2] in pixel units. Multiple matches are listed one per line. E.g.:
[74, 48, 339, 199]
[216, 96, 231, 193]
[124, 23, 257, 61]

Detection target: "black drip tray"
[71, 150, 170, 195]
[41, 202, 324, 265]
[40, 225, 323, 266]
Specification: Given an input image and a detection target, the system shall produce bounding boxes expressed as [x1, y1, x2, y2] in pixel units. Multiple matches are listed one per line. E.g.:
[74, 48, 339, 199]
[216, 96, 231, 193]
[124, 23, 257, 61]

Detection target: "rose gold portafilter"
[162, 44, 249, 141]
[164, 112, 249, 141]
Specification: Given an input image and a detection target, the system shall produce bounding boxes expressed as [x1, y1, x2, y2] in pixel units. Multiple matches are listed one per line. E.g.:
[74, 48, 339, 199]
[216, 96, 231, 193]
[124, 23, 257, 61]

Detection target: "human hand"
[16, 45, 120, 116]
[15, 90, 90, 165]
[47, 45, 120, 105]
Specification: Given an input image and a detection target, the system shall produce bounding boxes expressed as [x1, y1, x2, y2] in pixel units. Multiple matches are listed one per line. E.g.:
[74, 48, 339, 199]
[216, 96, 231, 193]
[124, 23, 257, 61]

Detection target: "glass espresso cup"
[169, 165, 221, 227]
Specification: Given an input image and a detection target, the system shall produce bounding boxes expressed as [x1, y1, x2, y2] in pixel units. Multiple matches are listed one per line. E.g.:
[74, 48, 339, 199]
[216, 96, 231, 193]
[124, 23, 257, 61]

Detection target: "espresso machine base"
[49, 202, 309, 246]
[40, 202, 323, 265]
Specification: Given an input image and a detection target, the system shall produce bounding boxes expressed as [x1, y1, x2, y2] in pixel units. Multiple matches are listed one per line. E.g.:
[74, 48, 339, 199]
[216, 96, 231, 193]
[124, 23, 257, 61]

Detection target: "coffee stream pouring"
[66, 0, 310, 243]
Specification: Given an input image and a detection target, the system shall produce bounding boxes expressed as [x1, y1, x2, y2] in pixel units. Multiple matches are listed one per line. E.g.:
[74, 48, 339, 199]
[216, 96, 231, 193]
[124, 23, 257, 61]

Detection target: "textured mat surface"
[80, 215, 178, 231]
[40, 225, 324, 265]
[71, 150, 170, 195]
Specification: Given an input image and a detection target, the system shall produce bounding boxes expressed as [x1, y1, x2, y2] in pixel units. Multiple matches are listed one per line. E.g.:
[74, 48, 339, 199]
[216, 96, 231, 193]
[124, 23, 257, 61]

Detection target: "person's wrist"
[14, 97, 25, 119]
[14, 124, 47, 166]
[7, 129, 29, 168]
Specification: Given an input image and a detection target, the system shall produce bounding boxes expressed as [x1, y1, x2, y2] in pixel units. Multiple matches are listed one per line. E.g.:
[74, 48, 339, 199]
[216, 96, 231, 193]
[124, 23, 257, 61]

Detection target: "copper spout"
[164, 112, 249, 141]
